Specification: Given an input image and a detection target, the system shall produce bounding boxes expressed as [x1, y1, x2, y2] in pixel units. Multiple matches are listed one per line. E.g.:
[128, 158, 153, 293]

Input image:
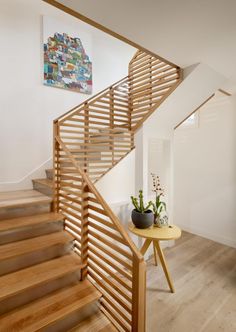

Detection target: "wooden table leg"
[153, 242, 158, 266]
[140, 238, 152, 256]
[154, 241, 175, 293]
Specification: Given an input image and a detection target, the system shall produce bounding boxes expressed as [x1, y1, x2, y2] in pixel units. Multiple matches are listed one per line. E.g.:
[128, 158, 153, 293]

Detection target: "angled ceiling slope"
[43, 0, 179, 67]
[45, 0, 236, 86]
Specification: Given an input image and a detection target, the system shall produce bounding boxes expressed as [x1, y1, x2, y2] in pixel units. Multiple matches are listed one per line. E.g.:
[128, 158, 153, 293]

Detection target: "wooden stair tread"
[69, 313, 118, 332]
[0, 280, 101, 332]
[32, 178, 54, 188]
[0, 190, 52, 209]
[0, 253, 83, 302]
[0, 212, 63, 233]
[0, 231, 73, 262]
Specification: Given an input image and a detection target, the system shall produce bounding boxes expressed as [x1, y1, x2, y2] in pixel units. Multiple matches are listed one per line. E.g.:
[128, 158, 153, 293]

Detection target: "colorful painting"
[44, 32, 92, 94]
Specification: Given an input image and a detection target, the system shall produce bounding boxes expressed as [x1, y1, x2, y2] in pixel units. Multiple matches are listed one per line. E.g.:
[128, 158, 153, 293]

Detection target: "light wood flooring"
[146, 231, 236, 332]
[73, 231, 236, 331]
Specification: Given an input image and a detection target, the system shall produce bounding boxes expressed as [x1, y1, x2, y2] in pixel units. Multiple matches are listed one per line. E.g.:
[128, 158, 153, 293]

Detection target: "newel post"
[52, 120, 60, 212]
[132, 257, 146, 332]
[128, 64, 135, 152]
[109, 87, 115, 165]
[80, 182, 89, 280]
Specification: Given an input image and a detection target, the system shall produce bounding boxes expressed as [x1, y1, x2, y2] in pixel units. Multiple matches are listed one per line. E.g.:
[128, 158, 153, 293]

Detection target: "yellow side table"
[128, 223, 181, 293]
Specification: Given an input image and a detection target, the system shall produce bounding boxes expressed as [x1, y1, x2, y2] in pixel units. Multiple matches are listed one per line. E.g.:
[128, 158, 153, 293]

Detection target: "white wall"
[174, 92, 236, 248]
[96, 150, 135, 205]
[144, 63, 226, 139]
[0, 0, 135, 191]
[132, 63, 227, 230]
[57, 0, 236, 81]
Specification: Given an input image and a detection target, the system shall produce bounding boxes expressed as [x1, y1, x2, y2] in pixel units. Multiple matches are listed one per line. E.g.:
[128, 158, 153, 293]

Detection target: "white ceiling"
[56, 0, 236, 89]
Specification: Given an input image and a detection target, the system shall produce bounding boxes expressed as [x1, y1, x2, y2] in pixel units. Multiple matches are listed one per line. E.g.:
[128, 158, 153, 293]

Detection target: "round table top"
[128, 223, 181, 241]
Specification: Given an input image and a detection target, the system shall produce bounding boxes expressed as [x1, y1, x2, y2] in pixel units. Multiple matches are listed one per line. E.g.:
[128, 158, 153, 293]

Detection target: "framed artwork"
[43, 16, 92, 94]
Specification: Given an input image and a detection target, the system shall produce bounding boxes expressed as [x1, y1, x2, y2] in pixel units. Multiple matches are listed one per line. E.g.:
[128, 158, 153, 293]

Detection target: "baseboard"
[177, 223, 236, 249]
[0, 158, 52, 192]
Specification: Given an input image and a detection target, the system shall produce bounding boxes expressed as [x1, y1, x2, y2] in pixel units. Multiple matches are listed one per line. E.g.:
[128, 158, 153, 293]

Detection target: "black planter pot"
[131, 209, 154, 229]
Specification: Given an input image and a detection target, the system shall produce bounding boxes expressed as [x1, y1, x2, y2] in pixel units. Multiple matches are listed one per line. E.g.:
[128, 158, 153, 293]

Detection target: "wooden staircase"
[0, 50, 182, 331]
[0, 209, 102, 331]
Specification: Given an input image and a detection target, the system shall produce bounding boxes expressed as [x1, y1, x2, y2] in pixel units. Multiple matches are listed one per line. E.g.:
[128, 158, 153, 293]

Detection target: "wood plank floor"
[146, 231, 236, 332]
[73, 231, 236, 331]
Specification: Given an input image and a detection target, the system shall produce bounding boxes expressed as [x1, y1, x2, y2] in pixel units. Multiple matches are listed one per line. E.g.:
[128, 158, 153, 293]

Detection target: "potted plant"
[151, 173, 168, 227]
[131, 190, 153, 229]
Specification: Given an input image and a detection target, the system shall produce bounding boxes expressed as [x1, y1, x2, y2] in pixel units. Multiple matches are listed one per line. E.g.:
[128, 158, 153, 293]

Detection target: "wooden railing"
[53, 50, 181, 331]
[55, 76, 134, 183]
[53, 135, 145, 331]
[129, 50, 181, 130]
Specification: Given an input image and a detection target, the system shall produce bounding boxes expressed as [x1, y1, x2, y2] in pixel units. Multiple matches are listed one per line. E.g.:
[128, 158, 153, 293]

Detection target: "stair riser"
[0, 204, 51, 221]
[46, 169, 54, 180]
[0, 270, 81, 315]
[0, 221, 64, 245]
[0, 242, 73, 276]
[42, 302, 99, 332]
[33, 182, 53, 197]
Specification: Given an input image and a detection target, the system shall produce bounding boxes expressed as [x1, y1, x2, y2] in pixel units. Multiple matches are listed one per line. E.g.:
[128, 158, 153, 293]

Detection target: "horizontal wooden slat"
[131, 74, 178, 96]
[130, 58, 162, 75]
[65, 227, 81, 242]
[60, 206, 82, 221]
[97, 98, 129, 109]
[59, 200, 82, 214]
[88, 229, 133, 260]
[88, 256, 132, 303]
[60, 174, 83, 182]
[131, 80, 176, 100]
[89, 219, 129, 247]
[74, 112, 128, 123]
[60, 181, 83, 190]
[60, 193, 82, 206]
[132, 66, 177, 86]
[88, 212, 116, 230]
[64, 214, 81, 230]
[88, 237, 132, 271]
[130, 64, 172, 85]
[100, 301, 130, 332]
[88, 246, 133, 285]
[129, 53, 152, 68]
[88, 263, 132, 311]
[88, 204, 108, 217]
[101, 296, 132, 325]
[129, 62, 170, 81]
[65, 220, 82, 236]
